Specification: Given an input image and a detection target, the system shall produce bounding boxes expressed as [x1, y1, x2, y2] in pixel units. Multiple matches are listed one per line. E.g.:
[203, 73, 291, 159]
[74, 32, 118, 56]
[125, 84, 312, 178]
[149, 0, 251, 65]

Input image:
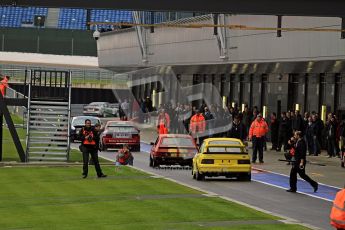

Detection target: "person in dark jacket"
[305, 116, 316, 155]
[312, 114, 323, 155]
[79, 119, 106, 179]
[286, 131, 318, 193]
[204, 106, 215, 138]
[270, 113, 279, 150]
[277, 112, 291, 152]
[303, 112, 310, 135]
[227, 115, 247, 141]
[292, 110, 304, 133]
[242, 105, 252, 134]
[326, 115, 337, 157]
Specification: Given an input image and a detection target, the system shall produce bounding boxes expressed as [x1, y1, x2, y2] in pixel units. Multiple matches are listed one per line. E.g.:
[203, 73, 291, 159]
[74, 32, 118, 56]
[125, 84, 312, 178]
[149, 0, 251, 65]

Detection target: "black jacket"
[279, 118, 292, 137]
[326, 121, 336, 140]
[294, 138, 307, 166]
[227, 122, 247, 141]
[292, 115, 304, 132]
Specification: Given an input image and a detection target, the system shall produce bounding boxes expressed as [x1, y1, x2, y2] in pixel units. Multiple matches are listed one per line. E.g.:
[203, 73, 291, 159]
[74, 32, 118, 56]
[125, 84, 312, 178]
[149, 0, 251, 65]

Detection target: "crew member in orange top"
[248, 113, 268, 163]
[189, 109, 206, 145]
[330, 188, 345, 230]
[157, 109, 170, 134]
[0, 75, 9, 97]
[79, 119, 106, 179]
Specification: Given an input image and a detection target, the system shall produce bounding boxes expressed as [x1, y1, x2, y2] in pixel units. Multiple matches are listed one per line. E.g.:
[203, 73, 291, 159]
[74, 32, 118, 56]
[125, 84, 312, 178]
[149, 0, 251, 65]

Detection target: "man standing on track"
[190, 109, 206, 146]
[286, 131, 318, 193]
[248, 113, 268, 163]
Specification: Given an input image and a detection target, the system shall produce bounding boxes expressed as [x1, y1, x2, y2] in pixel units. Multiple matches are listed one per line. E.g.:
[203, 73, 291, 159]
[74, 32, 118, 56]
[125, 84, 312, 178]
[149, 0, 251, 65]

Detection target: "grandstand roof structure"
[2, 0, 345, 17]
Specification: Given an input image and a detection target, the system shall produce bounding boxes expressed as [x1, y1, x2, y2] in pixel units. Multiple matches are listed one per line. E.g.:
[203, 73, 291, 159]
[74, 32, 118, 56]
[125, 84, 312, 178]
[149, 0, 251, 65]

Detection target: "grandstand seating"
[0, 6, 197, 30]
[90, 10, 133, 30]
[0, 6, 47, 27]
[58, 8, 87, 30]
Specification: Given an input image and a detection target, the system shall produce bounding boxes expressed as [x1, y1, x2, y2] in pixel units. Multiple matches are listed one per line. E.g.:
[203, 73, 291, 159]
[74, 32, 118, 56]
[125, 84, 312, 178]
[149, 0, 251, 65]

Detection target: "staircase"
[25, 70, 71, 162]
[45, 8, 60, 28]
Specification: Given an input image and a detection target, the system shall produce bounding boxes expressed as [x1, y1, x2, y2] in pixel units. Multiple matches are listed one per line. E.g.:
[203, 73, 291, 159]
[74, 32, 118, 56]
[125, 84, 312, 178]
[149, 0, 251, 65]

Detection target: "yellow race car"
[192, 138, 251, 181]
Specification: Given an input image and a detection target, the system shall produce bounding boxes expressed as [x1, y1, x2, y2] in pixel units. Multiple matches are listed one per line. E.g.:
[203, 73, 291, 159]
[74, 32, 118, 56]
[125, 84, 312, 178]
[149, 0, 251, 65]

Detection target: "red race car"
[149, 134, 198, 167]
[101, 121, 140, 151]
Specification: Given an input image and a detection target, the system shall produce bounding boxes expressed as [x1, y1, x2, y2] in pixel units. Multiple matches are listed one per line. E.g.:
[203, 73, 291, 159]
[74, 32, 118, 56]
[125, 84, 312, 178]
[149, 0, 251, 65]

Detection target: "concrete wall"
[98, 15, 345, 69]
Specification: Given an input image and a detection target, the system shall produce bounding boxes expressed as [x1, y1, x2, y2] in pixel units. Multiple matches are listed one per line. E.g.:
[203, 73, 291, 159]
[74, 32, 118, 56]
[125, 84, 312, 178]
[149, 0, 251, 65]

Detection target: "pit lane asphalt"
[75, 145, 332, 230]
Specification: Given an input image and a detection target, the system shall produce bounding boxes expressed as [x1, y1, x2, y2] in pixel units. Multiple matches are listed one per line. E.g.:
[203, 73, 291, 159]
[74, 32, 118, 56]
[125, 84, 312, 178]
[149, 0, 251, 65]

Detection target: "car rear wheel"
[134, 144, 140, 152]
[149, 156, 153, 167]
[152, 158, 160, 168]
[195, 169, 204, 181]
[192, 166, 196, 179]
[238, 173, 251, 181]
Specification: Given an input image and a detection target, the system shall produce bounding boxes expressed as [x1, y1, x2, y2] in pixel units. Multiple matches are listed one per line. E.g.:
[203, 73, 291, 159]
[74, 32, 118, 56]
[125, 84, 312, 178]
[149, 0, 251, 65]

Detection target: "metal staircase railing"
[25, 70, 71, 162]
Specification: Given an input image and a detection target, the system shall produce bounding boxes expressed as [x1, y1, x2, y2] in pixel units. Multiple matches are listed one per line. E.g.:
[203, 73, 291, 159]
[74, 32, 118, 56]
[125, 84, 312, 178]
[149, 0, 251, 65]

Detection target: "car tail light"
[132, 134, 140, 140]
[238, 160, 251, 164]
[104, 134, 112, 138]
[201, 159, 214, 164]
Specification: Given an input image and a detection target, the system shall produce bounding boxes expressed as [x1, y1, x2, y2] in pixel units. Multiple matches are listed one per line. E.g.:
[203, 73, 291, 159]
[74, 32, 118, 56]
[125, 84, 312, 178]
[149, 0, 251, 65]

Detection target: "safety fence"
[0, 64, 128, 87]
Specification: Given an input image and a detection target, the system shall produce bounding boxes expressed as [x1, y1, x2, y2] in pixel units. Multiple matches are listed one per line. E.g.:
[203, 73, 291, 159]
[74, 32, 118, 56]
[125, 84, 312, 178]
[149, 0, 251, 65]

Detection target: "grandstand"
[58, 8, 87, 30]
[0, 6, 47, 27]
[0, 6, 202, 30]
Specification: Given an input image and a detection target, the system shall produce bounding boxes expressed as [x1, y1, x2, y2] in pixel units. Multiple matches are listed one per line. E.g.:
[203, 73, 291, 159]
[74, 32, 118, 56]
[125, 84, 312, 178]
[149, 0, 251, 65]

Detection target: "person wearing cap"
[0, 75, 9, 97]
[248, 113, 269, 163]
[190, 109, 206, 145]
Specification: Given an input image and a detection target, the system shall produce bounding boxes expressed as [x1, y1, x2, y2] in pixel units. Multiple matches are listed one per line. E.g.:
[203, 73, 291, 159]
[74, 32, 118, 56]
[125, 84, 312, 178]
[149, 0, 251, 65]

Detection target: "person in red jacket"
[157, 109, 170, 134]
[249, 113, 269, 163]
[0, 75, 9, 97]
[189, 110, 206, 145]
[115, 144, 134, 166]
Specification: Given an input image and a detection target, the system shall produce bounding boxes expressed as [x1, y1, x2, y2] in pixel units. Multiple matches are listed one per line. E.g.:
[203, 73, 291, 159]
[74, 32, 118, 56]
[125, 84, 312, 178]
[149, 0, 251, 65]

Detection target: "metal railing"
[5, 87, 27, 126]
[0, 64, 128, 87]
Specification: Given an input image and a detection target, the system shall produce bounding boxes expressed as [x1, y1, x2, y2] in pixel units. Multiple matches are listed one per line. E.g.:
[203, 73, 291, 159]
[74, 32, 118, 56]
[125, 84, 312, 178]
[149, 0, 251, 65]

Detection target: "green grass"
[2, 114, 27, 161]
[0, 166, 309, 230]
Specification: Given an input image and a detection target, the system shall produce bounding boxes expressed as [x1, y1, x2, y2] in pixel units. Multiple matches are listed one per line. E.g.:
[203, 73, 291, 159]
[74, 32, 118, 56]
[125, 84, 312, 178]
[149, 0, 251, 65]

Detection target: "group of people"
[154, 102, 345, 161]
[270, 111, 345, 159]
